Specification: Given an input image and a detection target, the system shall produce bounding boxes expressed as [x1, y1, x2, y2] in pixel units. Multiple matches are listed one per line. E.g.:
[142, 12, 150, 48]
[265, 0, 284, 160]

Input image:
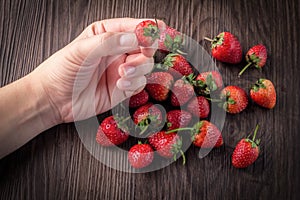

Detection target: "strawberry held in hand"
[96, 115, 129, 146]
[239, 44, 267, 77]
[146, 72, 174, 101]
[250, 78, 276, 109]
[232, 125, 260, 168]
[220, 85, 248, 114]
[205, 32, 242, 64]
[128, 142, 154, 169]
[135, 20, 160, 47]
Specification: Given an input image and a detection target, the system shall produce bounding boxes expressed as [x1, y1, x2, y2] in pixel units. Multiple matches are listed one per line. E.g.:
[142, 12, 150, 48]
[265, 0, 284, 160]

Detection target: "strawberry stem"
[238, 62, 252, 77]
[206, 97, 222, 103]
[166, 127, 192, 134]
[203, 37, 214, 42]
[252, 124, 259, 142]
[180, 150, 186, 165]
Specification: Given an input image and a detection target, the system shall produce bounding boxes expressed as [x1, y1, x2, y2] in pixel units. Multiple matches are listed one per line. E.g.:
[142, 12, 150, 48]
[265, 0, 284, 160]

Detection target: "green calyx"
[239, 53, 262, 77]
[252, 78, 266, 92]
[211, 32, 225, 49]
[137, 115, 160, 135]
[219, 91, 235, 111]
[164, 34, 185, 53]
[114, 115, 131, 132]
[246, 124, 261, 148]
[143, 24, 160, 41]
[247, 53, 261, 68]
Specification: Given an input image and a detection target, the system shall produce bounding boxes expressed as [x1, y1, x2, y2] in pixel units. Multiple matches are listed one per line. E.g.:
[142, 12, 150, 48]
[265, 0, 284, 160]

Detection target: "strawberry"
[148, 131, 185, 164]
[195, 70, 223, 95]
[250, 78, 276, 109]
[205, 32, 242, 64]
[128, 142, 154, 169]
[239, 44, 267, 76]
[158, 26, 184, 53]
[157, 53, 193, 79]
[126, 89, 149, 108]
[220, 85, 248, 114]
[146, 72, 174, 101]
[232, 125, 260, 168]
[133, 103, 163, 135]
[166, 110, 192, 130]
[135, 20, 160, 47]
[171, 79, 195, 106]
[187, 96, 210, 118]
[96, 115, 129, 146]
[166, 120, 223, 148]
[191, 120, 223, 148]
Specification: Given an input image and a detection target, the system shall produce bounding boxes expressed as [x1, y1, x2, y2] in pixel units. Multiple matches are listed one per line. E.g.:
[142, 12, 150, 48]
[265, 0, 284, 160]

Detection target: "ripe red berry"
[128, 142, 154, 169]
[96, 116, 129, 146]
[135, 20, 160, 47]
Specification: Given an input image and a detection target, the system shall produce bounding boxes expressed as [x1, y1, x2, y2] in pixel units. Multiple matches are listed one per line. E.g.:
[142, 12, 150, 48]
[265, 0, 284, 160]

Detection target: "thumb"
[70, 32, 139, 64]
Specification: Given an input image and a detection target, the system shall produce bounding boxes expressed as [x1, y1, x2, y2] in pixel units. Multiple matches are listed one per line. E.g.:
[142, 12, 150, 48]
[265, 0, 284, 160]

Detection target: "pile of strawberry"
[95, 20, 277, 170]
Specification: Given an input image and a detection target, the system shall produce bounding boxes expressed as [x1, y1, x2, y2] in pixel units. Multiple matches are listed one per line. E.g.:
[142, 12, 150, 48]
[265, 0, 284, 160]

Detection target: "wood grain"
[1, 0, 300, 199]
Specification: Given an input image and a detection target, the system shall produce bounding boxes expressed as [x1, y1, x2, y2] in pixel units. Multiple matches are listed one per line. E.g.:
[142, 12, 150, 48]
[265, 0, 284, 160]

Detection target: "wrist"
[25, 72, 62, 127]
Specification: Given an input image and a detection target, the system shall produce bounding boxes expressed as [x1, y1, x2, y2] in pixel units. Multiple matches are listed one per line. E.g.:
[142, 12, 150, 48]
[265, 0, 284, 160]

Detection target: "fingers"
[77, 18, 166, 39]
[69, 32, 139, 64]
[116, 76, 146, 91]
[118, 54, 154, 77]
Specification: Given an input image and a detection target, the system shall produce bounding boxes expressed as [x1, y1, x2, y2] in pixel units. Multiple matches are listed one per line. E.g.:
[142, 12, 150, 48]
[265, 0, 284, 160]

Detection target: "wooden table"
[1, 0, 299, 199]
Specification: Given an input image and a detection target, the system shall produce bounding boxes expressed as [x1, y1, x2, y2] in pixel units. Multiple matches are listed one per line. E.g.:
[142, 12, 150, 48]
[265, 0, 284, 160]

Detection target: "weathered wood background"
[1, 0, 300, 199]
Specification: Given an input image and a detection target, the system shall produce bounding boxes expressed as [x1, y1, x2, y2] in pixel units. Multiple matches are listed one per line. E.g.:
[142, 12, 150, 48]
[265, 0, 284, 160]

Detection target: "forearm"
[0, 72, 60, 159]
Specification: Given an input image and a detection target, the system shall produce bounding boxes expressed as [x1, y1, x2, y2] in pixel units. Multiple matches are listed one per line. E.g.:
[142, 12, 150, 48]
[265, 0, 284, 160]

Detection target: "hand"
[33, 18, 165, 123]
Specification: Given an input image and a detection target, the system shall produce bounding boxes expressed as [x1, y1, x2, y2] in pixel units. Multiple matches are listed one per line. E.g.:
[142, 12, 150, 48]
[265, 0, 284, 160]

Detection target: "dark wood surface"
[1, 0, 300, 199]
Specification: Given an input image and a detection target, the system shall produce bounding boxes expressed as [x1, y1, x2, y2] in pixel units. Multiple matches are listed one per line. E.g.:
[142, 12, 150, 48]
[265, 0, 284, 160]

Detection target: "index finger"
[77, 18, 166, 39]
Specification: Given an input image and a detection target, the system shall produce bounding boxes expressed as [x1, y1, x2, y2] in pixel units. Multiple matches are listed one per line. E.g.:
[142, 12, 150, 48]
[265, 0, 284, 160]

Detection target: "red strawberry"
[250, 78, 276, 109]
[133, 103, 163, 135]
[128, 142, 154, 169]
[148, 131, 185, 164]
[171, 79, 195, 106]
[187, 96, 210, 118]
[158, 53, 193, 79]
[195, 70, 223, 94]
[158, 26, 184, 53]
[205, 32, 242, 64]
[96, 116, 129, 146]
[135, 20, 160, 47]
[166, 110, 192, 130]
[239, 44, 267, 76]
[192, 120, 223, 148]
[146, 72, 174, 101]
[232, 125, 260, 168]
[166, 120, 223, 148]
[126, 89, 149, 108]
[220, 86, 248, 114]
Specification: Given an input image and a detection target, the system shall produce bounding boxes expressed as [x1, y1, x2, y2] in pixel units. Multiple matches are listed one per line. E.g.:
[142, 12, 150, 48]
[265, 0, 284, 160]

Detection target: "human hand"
[32, 18, 165, 123]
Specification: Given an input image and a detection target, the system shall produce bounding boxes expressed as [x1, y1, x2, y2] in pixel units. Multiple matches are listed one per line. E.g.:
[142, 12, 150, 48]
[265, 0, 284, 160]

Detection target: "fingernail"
[124, 66, 136, 76]
[120, 80, 131, 88]
[120, 33, 136, 47]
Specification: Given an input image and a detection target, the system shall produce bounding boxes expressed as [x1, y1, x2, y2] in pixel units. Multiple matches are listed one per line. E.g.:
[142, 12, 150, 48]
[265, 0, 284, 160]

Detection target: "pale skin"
[0, 18, 166, 159]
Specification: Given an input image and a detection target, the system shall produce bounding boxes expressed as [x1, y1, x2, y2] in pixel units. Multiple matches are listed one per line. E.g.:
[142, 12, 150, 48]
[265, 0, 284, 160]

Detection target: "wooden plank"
[0, 0, 299, 199]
